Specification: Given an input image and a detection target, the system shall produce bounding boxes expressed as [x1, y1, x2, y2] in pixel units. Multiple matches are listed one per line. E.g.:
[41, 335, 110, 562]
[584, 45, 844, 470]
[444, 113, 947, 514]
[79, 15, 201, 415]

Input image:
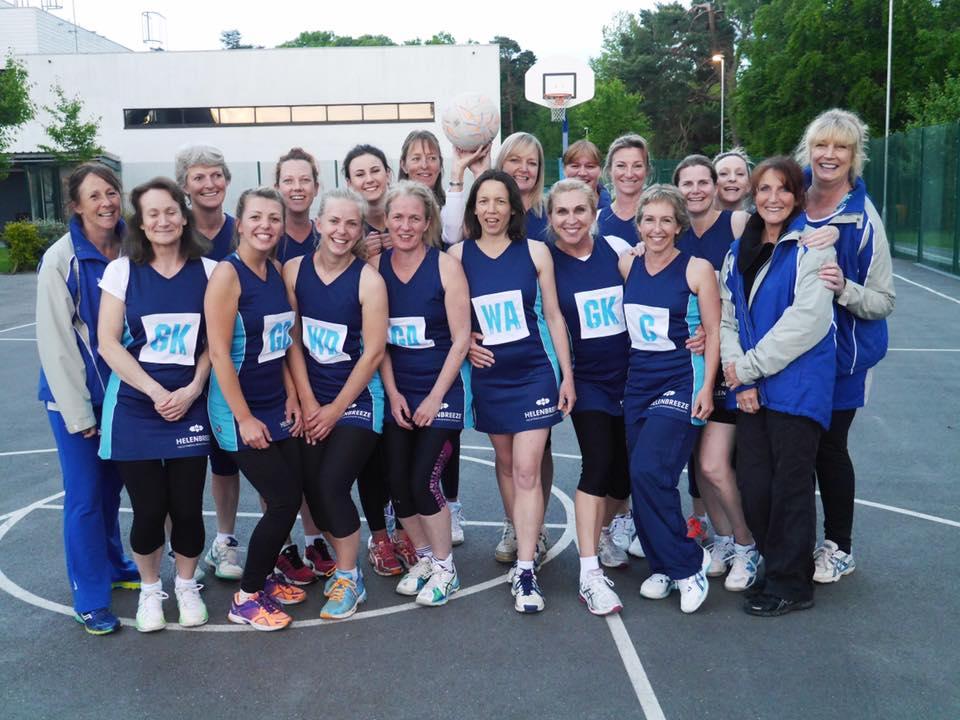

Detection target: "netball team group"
[35, 107, 894, 634]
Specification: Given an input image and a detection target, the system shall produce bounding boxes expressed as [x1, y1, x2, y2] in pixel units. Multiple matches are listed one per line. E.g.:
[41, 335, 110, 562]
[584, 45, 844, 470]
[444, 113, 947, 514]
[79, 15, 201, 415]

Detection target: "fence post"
[953, 122, 960, 275]
[916, 127, 924, 263]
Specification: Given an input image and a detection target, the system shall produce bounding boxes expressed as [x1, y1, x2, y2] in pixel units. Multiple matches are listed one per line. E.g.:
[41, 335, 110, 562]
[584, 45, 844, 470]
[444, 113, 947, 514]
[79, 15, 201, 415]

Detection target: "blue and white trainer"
[512, 568, 545, 613]
[813, 540, 856, 584]
[74, 608, 121, 635]
[677, 547, 711, 614]
[416, 564, 460, 607]
[320, 572, 367, 620]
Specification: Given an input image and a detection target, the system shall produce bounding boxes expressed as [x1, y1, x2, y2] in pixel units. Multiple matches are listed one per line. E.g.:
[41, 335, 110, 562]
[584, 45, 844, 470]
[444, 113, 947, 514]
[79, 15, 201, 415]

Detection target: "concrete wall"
[0, 5, 129, 55]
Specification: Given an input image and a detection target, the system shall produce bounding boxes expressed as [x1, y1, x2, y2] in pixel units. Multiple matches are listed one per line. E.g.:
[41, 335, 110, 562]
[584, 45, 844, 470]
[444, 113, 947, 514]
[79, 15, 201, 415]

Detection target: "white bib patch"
[259, 311, 295, 363]
[139, 312, 201, 366]
[574, 286, 625, 340]
[387, 316, 435, 349]
[301, 316, 350, 364]
[625, 304, 675, 351]
[472, 289, 529, 346]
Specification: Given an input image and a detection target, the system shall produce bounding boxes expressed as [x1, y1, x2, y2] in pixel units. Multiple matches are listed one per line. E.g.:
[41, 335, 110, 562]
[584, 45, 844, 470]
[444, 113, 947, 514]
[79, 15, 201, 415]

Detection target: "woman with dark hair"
[206, 187, 308, 630]
[720, 157, 838, 616]
[275, 147, 321, 265]
[97, 177, 214, 631]
[450, 169, 575, 613]
[36, 162, 140, 635]
[795, 109, 895, 586]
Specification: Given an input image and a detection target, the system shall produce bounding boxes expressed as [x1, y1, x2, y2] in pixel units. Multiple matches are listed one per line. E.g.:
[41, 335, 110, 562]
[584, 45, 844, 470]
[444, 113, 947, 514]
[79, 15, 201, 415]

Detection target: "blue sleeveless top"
[100, 258, 211, 460]
[208, 253, 295, 451]
[204, 214, 235, 262]
[597, 206, 640, 245]
[277, 225, 319, 265]
[460, 239, 561, 433]
[294, 254, 383, 432]
[549, 237, 628, 416]
[525, 207, 549, 242]
[623, 251, 705, 426]
[379, 247, 469, 430]
[676, 210, 736, 272]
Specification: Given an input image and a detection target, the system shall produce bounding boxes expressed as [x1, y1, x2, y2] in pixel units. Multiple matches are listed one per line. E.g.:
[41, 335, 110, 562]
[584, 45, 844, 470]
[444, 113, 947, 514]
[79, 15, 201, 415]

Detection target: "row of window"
[123, 103, 435, 129]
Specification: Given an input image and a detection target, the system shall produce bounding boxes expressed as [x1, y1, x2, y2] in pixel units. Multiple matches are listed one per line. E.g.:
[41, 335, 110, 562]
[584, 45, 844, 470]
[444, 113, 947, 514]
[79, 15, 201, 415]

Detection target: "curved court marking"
[0, 453, 576, 633]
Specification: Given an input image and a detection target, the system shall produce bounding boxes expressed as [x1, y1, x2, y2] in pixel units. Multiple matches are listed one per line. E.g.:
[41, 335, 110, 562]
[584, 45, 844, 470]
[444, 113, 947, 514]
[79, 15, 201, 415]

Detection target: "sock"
[579, 555, 600, 584]
[415, 545, 433, 560]
[237, 589, 254, 602]
[141, 580, 162, 594]
[175, 574, 197, 589]
[734, 542, 756, 553]
[305, 534, 322, 547]
[216, 532, 235, 545]
[434, 554, 455, 572]
[517, 560, 534, 572]
[336, 567, 359, 581]
[715, 534, 734, 545]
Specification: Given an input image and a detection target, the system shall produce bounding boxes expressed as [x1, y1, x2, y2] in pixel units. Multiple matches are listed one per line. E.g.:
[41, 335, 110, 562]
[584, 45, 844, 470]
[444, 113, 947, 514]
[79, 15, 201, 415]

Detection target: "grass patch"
[0, 246, 11, 274]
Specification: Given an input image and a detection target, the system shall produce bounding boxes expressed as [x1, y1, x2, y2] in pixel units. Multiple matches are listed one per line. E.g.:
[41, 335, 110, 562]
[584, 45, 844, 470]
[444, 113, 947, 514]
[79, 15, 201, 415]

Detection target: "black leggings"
[357, 439, 389, 533]
[440, 434, 460, 500]
[571, 411, 629, 500]
[301, 425, 378, 539]
[117, 456, 207, 557]
[230, 438, 303, 594]
[815, 409, 857, 553]
[383, 423, 458, 519]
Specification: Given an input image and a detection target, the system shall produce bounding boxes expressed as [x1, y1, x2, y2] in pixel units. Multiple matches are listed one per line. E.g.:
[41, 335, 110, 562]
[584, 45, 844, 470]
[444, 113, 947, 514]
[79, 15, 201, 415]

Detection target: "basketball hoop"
[545, 93, 572, 123]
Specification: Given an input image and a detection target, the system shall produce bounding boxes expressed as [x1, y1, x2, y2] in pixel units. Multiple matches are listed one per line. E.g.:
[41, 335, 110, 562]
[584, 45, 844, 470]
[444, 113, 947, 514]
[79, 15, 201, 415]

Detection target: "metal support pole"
[882, 0, 893, 225]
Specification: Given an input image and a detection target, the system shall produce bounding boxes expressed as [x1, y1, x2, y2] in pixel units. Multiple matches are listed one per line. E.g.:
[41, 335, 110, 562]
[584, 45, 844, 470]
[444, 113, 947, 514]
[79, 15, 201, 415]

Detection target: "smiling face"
[74, 173, 122, 235]
[317, 197, 363, 257]
[564, 154, 601, 192]
[677, 164, 716, 216]
[637, 200, 682, 254]
[386, 194, 429, 252]
[474, 179, 512, 238]
[810, 135, 854, 187]
[138, 188, 186, 251]
[347, 153, 390, 205]
[401, 140, 441, 189]
[610, 147, 647, 199]
[754, 169, 797, 231]
[500, 145, 540, 195]
[276, 159, 318, 216]
[237, 196, 284, 254]
[183, 164, 228, 212]
[549, 189, 593, 247]
[715, 155, 750, 207]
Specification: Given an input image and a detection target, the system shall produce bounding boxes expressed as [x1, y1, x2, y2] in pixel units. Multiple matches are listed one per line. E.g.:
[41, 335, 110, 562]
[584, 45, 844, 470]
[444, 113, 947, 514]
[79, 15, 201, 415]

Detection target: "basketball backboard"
[524, 55, 595, 111]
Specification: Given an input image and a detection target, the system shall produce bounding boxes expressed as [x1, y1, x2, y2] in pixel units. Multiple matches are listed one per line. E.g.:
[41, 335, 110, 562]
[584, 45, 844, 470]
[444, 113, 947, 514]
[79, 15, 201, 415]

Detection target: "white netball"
[440, 92, 500, 151]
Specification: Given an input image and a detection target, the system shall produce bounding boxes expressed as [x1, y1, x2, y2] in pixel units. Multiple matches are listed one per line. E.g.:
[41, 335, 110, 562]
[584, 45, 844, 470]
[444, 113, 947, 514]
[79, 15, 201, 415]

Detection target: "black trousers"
[571, 410, 629, 500]
[815, 409, 857, 553]
[736, 409, 822, 602]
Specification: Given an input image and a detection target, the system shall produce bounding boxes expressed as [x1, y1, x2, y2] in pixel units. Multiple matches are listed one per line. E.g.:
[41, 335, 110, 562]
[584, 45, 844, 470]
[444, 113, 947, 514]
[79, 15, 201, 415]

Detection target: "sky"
[43, 0, 655, 64]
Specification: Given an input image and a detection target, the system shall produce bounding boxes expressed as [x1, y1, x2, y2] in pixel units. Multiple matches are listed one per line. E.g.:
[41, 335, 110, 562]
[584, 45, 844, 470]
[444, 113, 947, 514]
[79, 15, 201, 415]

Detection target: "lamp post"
[712, 53, 725, 153]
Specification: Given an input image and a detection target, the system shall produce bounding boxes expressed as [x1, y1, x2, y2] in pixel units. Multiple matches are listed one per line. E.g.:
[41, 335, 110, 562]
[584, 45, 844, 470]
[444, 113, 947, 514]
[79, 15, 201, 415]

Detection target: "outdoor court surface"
[0, 257, 957, 720]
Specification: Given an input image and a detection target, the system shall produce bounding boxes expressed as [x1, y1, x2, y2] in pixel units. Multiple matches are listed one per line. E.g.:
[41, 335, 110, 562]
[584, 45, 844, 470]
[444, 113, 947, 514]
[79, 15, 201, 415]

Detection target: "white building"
[0, 0, 130, 54]
[1, 4, 500, 222]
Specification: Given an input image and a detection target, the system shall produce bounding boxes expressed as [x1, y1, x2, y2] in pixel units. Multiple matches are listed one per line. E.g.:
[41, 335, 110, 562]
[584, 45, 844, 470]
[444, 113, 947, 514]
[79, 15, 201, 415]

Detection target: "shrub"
[33, 219, 68, 251]
[2, 221, 43, 273]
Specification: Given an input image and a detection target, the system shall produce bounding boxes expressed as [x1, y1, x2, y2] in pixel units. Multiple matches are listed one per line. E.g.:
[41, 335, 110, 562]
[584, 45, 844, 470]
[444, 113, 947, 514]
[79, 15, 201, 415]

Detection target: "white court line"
[893, 273, 960, 305]
[0, 448, 57, 458]
[853, 498, 960, 528]
[606, 615, 667, 720]
[913, 262, 960, 281]
[0, 322, 36, 334]
[0, 338, 36, 342]
[887, 348, 960, 352]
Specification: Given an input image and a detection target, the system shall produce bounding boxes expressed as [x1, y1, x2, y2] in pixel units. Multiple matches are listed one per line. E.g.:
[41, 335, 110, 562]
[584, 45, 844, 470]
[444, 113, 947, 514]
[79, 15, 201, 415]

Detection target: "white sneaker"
[677, 548, 711, 614]
[449, 501, 465, 546]
[609, 512, 635, 552]
[175, 581, 208, 627]
[628, 535, 646, 558]
[512, 568, 545, 613]
[495, 519, 517, 563]
[204, 537, 244, 580]
[813, 540, 856, 584]
[640, 573, 676, 599]
[579, 569, 623, 616]
[416, 565, 460, 607]
[598, 528, 629, 568]
[136, 585, 168, 632]
[725, 545, 761, 592]
[706, 536, 734, 577]
[396, 555, 434, 596]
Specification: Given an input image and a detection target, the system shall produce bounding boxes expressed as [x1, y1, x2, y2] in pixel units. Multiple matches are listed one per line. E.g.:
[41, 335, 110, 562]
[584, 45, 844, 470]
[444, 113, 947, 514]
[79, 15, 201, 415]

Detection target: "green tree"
[38, 84, 103, 164]
[219, 29, 262, 49]
[568, 78, 652, 156]
[425, 32, 456, 45]
[278, 31, 396, 48]
[493, 36, 537, 138]
[0, 55, 34, 179]
[905, 74, 960, 129]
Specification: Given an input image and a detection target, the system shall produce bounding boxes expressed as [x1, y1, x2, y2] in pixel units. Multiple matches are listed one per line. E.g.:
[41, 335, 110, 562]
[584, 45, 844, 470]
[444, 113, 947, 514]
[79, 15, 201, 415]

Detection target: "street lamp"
[712, 53, 725, 153]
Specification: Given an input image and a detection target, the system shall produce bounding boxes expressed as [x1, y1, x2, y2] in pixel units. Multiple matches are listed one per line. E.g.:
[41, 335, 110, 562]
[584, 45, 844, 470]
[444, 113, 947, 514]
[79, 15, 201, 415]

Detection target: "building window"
[123, 102, 434, 128]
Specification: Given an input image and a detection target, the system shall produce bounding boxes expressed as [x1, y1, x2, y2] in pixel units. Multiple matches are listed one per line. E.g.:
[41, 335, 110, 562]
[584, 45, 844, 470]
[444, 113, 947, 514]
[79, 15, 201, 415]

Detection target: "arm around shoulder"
[837, 207, 895, 319]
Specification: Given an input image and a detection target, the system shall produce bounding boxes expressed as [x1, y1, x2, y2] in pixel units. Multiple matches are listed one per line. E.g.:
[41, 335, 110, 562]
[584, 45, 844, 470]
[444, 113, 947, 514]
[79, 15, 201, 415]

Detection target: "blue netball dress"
[294, 254, 383, 432]
[623, 251, 705, 427]
[677, 211, 736, 417]
[205, 214, 235, 262]
[461, 239, 560, 433]
[379, 247, 470, 430]
[208, 254, 296, 451]
[99, 258, 213, 460]
[549, 237, 628, 415]
[597, 206, 640, 245]
[277, 226, 319, 265]
[525, 207, 549, 242]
